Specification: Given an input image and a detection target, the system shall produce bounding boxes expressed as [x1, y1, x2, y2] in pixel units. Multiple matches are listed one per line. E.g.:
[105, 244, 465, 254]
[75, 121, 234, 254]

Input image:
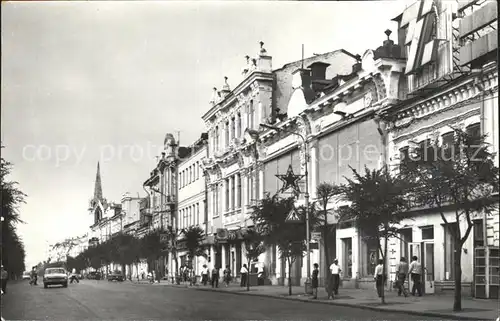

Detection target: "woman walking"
[312, 263, 319, 299]
[223, 265, 232, 287]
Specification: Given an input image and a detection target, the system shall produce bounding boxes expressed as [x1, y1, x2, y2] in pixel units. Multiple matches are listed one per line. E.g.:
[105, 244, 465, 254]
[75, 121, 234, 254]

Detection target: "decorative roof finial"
[259, 41, 267, 55]
[222, 76, 230, 91]
[209, 87, 218, 105]
[252, 58, 257, 67]
[384, 29, 392, 40]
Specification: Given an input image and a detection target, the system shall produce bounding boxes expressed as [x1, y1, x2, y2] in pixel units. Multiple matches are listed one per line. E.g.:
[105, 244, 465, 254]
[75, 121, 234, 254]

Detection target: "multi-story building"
[176, 134, 209, 275]
[142, 133, 192, 278]
[202, 41, 359, 283]
[258, 30, 406, 287]
[381, 0, 498, 298]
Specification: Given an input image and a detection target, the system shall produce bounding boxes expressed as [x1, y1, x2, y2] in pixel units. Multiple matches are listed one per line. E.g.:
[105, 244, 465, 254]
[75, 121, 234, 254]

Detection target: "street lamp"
[260, 123, 312, 294]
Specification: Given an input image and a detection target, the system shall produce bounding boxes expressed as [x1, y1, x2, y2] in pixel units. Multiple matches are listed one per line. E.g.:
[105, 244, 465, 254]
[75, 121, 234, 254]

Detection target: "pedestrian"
[240, 264, 248, 287]
[1, 265, 8, 294]
[201, 264, 209, 286]
[395, 257, 409, 297]
[329, 258, 342, 296]
[374, 259, 385, 297]
[408, 256, 423, 296]
[211, 266, 219, 288]
[223, 265, 231, 287]
[312, 263, 319, 299]
[30, 267, 38, 286]
[70, 268, 79, 284]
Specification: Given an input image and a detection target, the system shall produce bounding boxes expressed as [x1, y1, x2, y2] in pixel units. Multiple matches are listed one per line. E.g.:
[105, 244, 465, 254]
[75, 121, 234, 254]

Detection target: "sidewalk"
[145, 281, 498, 321]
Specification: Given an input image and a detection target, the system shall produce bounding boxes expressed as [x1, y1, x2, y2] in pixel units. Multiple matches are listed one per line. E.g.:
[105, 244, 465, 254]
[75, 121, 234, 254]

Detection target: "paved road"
[1, 280, 450, 320]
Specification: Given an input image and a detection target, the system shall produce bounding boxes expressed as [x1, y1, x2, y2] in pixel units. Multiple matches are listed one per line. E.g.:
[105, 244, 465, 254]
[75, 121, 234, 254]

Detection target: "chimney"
[291, 68, 311, 90]
[307, 62, 330, 81]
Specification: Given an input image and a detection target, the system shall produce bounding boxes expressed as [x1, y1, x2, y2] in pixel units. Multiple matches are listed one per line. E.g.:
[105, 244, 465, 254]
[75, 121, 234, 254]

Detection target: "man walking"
[1, 265, 8, 294]
[395, 257, 409, 297]
[408, 256, 423, 296]
[329, 258, 342, 296]
[201, 264, 209, 286]
[70, 268, 79, 284]
[240, 264, 248, 287]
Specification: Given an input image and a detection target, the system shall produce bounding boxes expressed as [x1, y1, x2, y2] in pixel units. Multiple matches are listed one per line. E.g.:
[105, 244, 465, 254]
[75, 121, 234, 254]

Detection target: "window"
[399, 228, 413, 261]
[466, 123, 482, 160]
[399, 146, 411, 173]
[231, 176, 235, 210]
[473, 219, 485, 247]
[225, 178, 230, 211]
[248, 100, 254, 130]
[365, 238, 379, 276]
[421, 226, 434, 240]
[443, 223, 458, 280]
[215, 126, 220, 152]
[197, 203, 200, 225]
[196, 162, 199, 180]
[441, 132, 454, 159]
[418, 139, 435, 164]
[225, 122, 230, 147]
[231, 117, 235, 141]
[237, 113, 242, 138]
[237, 174, 242, 208]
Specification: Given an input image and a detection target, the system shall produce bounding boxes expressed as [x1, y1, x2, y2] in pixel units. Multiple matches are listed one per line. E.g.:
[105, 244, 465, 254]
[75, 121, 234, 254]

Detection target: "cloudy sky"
[1, 0, 408, 268]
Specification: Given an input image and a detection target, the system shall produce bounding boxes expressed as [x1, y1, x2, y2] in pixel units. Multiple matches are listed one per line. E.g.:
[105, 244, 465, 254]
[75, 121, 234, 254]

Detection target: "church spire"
[93, 162, 103, 200]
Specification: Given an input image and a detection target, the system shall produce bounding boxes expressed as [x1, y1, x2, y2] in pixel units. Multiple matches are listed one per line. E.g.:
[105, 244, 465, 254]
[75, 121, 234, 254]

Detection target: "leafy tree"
[107, 232, 140, 275]
[51, 237, 79, 262]
[314, 182, 343, 281]
[1, 146, 27, 278]
[403, 127, 499, 311]
[183, 226, 207, 274]
[140, 229, 165, 273]
[251, 194, 308, 295]
[339, 166, 412, 304]
[242, 228, 266, 291]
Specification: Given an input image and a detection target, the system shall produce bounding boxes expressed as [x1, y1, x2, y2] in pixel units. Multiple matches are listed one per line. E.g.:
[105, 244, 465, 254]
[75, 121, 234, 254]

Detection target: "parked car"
[43, 267, 68, 288]
[22, 272, 31, 280]
[87, 271, 101, 280]
[107, 272, 124, 282]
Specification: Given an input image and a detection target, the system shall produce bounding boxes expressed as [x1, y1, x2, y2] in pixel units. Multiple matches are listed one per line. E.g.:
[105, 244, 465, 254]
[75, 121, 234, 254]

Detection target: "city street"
[1, 280, 452, 321]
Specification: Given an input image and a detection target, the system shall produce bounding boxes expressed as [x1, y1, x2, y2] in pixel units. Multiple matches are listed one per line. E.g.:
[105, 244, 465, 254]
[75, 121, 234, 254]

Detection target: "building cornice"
[389, 67, 498, 130]
[202, 71, 274, 122]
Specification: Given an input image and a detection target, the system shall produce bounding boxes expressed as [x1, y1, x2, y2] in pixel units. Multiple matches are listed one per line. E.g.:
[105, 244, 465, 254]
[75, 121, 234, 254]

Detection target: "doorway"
[408, 242, 435, 294]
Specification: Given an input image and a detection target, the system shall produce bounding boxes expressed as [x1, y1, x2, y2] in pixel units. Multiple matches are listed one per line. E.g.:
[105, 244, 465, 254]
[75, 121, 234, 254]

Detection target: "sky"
[1, 0, 409, 269]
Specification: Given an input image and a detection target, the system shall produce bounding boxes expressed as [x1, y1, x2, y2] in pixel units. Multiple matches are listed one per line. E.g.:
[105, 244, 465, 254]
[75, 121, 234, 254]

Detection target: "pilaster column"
[241, 171, 248, 216]
[258, 163, 264, 199]
[210, 245, 216, 269]
[309, 140, 319, 199]
[221, 244, 227, 271]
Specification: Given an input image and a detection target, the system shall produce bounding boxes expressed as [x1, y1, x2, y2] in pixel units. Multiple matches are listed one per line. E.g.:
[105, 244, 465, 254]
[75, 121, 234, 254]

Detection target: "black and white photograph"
[1, 0, 499, 320]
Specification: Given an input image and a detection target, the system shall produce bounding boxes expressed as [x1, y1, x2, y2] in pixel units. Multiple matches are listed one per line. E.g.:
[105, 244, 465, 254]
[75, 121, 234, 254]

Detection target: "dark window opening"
[421, 226, 434, 240]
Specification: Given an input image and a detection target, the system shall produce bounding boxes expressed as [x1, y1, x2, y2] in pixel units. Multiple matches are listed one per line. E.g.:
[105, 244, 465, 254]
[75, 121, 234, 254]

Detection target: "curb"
[193, 287, 492, 321]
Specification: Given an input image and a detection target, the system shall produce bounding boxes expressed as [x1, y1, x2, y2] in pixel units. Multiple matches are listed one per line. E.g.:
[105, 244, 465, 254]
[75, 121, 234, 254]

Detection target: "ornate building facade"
[381, 0, 498, 298]
[202, 42, 359, 282]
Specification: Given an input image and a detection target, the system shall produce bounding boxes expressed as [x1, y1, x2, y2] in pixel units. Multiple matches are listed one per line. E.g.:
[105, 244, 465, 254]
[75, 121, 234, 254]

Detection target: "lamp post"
[260, 123, 312, 294]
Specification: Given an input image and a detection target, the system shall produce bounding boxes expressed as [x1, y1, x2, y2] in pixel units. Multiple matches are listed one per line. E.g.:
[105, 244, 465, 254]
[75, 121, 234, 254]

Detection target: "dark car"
[107, 272, 124, 282]
[87, 271, 101, 280]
